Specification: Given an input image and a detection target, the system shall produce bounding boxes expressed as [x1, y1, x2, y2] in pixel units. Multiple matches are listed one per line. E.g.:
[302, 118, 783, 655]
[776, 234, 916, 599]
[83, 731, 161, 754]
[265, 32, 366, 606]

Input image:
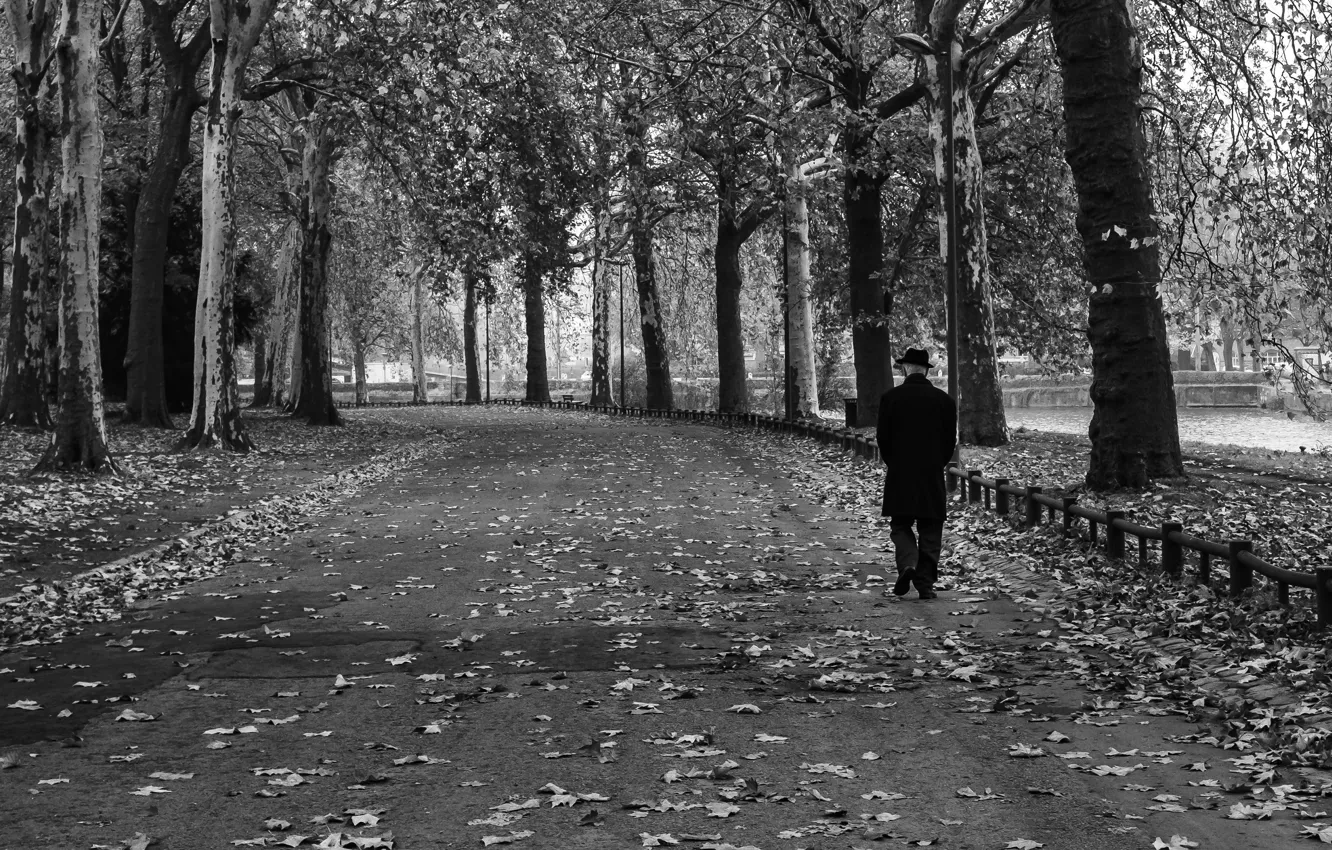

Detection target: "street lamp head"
[892, 33, 934, 56]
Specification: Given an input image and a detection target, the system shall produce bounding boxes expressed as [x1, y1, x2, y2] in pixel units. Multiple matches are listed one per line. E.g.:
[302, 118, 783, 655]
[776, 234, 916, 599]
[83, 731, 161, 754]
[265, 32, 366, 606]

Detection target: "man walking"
[876, 347, 958, 599]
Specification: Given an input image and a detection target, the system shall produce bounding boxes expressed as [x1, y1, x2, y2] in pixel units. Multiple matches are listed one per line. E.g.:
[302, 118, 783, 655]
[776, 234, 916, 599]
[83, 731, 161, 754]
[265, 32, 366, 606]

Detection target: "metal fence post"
[1228, 540, 1253, 597]
[1105, 510, 1125, 559]
[1161, 522, 1183, 575]
[967, 470, 982, 504]
[995, 479, 1010, 515]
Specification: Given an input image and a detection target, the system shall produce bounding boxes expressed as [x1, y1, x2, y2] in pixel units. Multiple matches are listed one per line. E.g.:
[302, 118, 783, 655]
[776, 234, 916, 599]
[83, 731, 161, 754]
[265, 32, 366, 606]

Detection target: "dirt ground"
[3, 407, 1331, 850]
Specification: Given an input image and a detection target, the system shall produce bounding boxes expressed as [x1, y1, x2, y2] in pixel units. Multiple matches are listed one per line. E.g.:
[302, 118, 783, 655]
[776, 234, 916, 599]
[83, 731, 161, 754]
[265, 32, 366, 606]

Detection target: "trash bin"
[843, 397, 858, 425]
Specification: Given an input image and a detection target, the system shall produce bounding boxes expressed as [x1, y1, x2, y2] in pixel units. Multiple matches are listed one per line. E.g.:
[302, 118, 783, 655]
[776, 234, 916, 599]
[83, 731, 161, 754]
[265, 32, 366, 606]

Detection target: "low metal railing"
[945, 465, 1332, 625]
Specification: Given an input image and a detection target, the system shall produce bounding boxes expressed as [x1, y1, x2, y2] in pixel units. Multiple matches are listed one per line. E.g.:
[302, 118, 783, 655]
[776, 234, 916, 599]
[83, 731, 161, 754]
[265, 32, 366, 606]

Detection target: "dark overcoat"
[876, 373, 958, 519]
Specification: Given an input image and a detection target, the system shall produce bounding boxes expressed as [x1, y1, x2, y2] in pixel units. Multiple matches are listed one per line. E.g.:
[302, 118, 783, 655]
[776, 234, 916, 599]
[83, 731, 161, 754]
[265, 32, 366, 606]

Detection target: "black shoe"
[892, 570, 916, 596]
[918, 588, 938, 600]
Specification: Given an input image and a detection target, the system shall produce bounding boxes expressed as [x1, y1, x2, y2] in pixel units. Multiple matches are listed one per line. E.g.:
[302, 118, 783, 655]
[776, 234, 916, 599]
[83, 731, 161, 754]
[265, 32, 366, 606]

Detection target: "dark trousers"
[889, 516, 944, 589]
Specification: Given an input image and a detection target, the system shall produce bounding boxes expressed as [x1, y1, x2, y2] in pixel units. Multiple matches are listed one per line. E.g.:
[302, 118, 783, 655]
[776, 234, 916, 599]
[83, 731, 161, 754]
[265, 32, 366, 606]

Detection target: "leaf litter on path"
[7, 407, 1331, 849]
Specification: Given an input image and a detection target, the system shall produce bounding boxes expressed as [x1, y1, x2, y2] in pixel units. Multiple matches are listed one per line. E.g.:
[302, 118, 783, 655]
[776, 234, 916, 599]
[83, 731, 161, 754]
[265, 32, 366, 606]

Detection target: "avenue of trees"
[0, 0, 1328, 489]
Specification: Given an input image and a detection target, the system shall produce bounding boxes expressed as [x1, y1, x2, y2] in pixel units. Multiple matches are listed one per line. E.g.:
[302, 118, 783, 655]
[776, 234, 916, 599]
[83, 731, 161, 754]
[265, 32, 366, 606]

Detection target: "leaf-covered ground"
[790, 423, 1332, 787]
[0, 409, 453, 600]
[2, 406, 1331, 850]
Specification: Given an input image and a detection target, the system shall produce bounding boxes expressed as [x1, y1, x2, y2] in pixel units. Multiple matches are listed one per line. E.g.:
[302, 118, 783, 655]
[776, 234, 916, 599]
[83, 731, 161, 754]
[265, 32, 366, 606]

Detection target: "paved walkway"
[0, 408, 1315, 849]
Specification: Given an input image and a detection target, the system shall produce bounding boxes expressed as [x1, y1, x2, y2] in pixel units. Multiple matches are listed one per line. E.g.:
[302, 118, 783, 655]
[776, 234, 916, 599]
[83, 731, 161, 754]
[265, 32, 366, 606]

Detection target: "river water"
[1005, 407, 1332, 453]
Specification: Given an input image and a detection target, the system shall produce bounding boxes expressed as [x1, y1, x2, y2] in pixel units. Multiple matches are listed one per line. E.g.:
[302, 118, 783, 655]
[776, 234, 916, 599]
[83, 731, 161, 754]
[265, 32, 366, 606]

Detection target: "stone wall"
[1002, 372, 1274, 408]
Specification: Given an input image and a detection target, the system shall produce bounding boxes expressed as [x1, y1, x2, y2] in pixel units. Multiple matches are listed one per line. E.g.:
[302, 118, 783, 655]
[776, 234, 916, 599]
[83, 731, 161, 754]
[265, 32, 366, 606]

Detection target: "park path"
[0, 408, 1316, 850]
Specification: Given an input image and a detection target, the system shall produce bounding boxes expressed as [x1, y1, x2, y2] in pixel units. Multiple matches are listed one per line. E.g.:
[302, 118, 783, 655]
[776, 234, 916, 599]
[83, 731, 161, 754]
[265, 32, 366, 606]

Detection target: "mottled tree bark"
[521, 252, 550, 403]
[923, 33, 1007, 446]
[291, 114, 340, 426]
[1052, 0, 1183, 488]
[410, 262, 429, 404]
[179, 0, 275, 451]
[254, 220, 298, 407]
[463, 270, 481, 403]
[1219, 315, 1235, 371]
[352, 337, 368, 405]
[632, 224, 673, 411]
[250, 327, 266, 401]
[785, 165, 820, 418]
[35, 0, 115, 472]
[622, 94, 673, 411]
[1, 0, 55, 430]
[590, 213, 613, 407]
[122, 9, 208, 427]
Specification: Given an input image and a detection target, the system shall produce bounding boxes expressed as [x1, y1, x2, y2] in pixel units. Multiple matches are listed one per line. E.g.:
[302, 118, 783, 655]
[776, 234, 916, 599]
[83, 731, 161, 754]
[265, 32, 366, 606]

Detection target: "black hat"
[895, 347, 933, 368]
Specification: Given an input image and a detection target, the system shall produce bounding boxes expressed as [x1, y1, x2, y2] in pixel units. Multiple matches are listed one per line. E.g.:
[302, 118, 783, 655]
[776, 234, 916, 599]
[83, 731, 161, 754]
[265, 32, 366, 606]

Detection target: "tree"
[1, 0, 56, 430]
[1051, 0, 1183, 488]
[785, 161, 823, 417]
[409, 259, 430, 404]
[462, 267, 485, 402]
[179, 0, 277, 451]
[615, 86, 675, 410]
[253, 219, 300, 407]
[905, 0, 1045, 446]
[639, 7, 781, 415]
[588, 208, 615, 406]
[289, 107, 341, 426]
[329, 224, 404, 406]
[34, 0, 117, 472]
[122, 0, 210, 428]
[785, 0, 926, 426]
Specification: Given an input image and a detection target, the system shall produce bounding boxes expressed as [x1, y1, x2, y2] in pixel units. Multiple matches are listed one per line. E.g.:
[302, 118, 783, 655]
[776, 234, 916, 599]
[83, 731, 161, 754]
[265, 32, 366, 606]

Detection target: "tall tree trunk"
[463, 269, 481, 403]
[622, 94, 673, 411]
[632, 223, 673, 410]
[35, 0, 115, 472]
[924, 33, 1008, 446]
[715, 199, 747, 414]
[352, 336, 368, 404]
[410, 262, 429, 404]
[1219, 315, 1235, 371]
[520, 252, 551, 403]
[1, 0, 55, 429]
[1052, 0, 1182, 488]
[844, 121, 891, 427]
[250, 327, 265, 402]
[285, 293, 302, 411]
[123, 11, 207, 427]
[250, 330, 275, 405]
[785, 166, 820, 418]
[265, 219, 299, 407]
[590, 213, 613, 407]
[291, 115, 339, 426]
[179, 0, 275, 451]
[251, 224, 297, 408]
